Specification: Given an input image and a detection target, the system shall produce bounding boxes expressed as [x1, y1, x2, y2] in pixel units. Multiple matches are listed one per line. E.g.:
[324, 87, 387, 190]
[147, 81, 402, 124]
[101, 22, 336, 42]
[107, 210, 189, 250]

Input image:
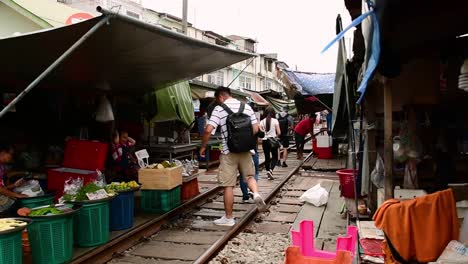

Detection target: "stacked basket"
[139, 165, 182, 213]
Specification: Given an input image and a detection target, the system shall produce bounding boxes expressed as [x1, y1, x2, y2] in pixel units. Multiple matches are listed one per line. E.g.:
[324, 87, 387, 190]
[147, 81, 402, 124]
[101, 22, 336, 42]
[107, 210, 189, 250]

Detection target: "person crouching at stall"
[111, 130, 138, 182]
[0, 143, 27, 216]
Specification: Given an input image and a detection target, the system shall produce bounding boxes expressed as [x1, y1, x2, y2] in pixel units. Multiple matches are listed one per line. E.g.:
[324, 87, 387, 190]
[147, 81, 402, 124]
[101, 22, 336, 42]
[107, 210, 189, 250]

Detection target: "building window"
[208, 71, 224, 86]
[265, 81, 272, 90]
[239, 76, 252, 90]
[266, 60, 273, 72]
[126, 10, 140, 19]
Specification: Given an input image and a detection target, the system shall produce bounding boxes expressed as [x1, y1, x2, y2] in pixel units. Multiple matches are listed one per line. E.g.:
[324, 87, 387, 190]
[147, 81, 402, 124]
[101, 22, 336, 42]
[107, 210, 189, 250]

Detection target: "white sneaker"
[253, 193, 267, 212]
[213, 216, 235, 226]
[267, 170, 274, 180]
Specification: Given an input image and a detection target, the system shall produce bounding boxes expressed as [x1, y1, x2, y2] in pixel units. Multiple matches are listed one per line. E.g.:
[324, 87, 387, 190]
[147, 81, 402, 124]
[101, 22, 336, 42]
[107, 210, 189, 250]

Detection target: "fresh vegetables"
[29, 206, 63, 216]
[75, 183, 102, 201]
[64, 182, 115, 202]
[147, 161, 177, 169]
[0, 219, 27, 232]
[105, 181, 139, 192]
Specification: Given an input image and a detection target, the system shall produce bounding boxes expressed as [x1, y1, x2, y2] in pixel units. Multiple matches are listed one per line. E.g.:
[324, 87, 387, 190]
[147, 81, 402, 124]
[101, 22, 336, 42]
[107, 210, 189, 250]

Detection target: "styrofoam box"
[316, 135, 333, 148]
[377, 187, 427, 208]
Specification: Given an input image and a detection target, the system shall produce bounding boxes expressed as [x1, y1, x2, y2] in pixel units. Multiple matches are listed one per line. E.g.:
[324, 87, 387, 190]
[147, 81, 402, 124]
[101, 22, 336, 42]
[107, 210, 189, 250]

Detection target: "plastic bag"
[94, 170, 106, 188]
[371, 154, 384, 188]
[13, 180, 44, 197]
[63, 177, 83, 196]
[95, 95, 114, 122]
[299, 184, 329, 207]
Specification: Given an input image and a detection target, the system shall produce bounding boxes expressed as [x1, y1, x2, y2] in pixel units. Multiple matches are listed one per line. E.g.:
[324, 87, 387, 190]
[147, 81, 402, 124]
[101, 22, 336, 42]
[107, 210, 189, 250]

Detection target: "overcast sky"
[142, 0, 351, 73]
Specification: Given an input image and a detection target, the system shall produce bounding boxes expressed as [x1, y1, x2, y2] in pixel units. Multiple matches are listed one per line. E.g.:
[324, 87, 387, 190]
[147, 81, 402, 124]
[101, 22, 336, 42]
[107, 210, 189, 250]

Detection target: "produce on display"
[29, 206, 63, 216]
[63, 182, 115, 202]
[105, 181, 140, 192]
[146, 160, 177, 169]
[0, 219, 27, 232]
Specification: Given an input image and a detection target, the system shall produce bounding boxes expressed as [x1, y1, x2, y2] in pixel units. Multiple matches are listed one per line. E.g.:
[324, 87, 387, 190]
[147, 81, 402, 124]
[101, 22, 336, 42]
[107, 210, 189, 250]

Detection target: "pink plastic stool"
[291, 220, 358, 259]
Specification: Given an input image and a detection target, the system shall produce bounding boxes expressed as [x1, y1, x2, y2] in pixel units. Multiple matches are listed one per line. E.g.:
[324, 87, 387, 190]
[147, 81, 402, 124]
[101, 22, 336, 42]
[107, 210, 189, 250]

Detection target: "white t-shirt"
[207, 98, 257, 154]
[260, 118, 279, 140]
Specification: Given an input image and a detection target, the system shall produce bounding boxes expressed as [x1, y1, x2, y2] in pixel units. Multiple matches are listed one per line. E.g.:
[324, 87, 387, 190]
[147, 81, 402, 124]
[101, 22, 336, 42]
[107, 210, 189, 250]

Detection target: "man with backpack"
[277, 105, 294, 167]
[200, 86, 266, 226]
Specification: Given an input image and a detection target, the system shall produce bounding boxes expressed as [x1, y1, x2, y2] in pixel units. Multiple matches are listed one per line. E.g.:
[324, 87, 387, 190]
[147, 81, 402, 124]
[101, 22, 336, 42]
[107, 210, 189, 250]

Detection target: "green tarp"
[265, 96, 297, 116]
[150, 81, 195, 126]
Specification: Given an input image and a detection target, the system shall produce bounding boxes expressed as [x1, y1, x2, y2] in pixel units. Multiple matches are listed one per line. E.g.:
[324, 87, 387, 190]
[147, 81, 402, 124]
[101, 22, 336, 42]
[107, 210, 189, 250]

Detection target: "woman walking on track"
[260, 107, 281, 180]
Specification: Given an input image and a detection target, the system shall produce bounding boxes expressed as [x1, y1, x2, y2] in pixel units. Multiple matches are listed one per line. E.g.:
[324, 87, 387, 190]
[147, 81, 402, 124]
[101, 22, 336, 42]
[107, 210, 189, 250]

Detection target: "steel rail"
[73, 143, 313, 263]
[70, 185, 222, 264]
[193, 151, 314, 264]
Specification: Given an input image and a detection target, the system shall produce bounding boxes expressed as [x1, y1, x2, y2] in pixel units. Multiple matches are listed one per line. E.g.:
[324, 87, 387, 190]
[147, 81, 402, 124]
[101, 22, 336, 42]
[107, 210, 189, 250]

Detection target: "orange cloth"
[373, 189, 459, 263]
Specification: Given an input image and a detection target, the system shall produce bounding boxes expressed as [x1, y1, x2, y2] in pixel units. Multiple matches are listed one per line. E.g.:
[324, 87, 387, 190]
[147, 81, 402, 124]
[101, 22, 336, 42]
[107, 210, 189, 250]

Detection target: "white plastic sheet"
[299, 183, 329, 207]
[95, 96, 114, 122]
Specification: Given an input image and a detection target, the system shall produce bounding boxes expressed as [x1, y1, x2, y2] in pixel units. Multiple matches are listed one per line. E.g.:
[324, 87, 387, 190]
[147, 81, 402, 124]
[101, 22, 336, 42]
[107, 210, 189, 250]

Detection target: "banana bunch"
[106, 181, 140, 192]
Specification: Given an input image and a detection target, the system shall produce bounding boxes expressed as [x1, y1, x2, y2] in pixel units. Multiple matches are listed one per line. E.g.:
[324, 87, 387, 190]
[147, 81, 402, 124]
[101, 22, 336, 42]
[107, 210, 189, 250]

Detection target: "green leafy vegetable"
[75, 183, 102, 201]
[29, 207, 63, 216]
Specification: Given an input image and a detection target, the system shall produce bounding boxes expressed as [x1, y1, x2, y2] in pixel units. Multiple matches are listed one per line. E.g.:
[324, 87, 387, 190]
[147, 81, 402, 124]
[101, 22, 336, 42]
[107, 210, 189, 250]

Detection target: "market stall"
[328, 0, 468, 262]
[0, 5, 254, 264]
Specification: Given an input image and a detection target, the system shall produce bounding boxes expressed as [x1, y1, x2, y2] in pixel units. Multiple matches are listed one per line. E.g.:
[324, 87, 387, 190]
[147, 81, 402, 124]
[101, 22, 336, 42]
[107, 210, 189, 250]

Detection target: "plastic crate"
[141, 187, 181, 213]
[316, 147, 333, 159]
[19, 195, 54, 209]
[0, 231, 22, 264]
[336, 169, 357, 199]
[181, 178, 200, 201]
[74, 201, 110, 247]
[27, 215, 74, 264]
[110, 191, 135, 231]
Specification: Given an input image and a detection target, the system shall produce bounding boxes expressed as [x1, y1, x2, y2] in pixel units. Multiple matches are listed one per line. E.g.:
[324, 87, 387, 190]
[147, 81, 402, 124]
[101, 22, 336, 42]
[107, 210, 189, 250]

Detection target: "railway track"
[70, 149, 313, 264]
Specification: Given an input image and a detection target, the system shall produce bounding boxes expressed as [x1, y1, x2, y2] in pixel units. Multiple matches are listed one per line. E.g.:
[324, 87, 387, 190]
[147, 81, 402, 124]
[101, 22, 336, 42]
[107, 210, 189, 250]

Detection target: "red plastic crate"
[48, 168, 98, 201]
[316, 147, 333, 159]
[181, 178, 200, 201]
[47, 140, 108, 201]
[63, 139, 108, 171]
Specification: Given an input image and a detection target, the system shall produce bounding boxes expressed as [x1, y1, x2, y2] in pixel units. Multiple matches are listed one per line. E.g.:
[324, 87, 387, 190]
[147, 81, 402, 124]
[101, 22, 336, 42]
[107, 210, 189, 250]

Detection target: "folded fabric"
[373, 189, 459, 263]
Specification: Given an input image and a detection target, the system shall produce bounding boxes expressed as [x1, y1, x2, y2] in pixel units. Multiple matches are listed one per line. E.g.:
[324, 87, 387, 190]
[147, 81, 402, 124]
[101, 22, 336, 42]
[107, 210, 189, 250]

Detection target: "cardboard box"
[138, 166, 182, 190]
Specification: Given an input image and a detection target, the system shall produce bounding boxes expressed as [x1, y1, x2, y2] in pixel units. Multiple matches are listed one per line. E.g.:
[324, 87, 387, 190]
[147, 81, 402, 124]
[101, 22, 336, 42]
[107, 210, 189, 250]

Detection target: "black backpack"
[278, 114, 289, 135]
[220, 103, 256, 153]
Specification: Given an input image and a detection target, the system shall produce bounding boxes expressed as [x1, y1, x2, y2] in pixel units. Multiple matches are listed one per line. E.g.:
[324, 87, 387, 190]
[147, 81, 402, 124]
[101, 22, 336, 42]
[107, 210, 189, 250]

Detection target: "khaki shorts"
[218, 152, 254, 187]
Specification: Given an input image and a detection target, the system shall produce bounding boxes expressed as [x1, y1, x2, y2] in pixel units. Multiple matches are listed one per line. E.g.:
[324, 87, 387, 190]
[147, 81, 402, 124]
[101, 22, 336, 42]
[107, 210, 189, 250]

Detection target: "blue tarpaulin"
[282, 70, 335, 96]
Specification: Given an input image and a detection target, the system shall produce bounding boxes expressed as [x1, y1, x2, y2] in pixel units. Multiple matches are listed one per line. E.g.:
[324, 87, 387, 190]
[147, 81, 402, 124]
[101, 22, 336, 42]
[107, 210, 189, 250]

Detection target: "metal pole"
[0, 16, 110, 119]
[182, 0, 188, 34]
[383, 78, 394, 200]
[227, 57, 255, 88]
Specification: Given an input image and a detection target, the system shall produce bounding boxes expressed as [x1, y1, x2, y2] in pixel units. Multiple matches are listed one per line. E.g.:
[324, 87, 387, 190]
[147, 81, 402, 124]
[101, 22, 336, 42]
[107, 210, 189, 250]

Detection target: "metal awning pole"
[0, 16, 111, 119]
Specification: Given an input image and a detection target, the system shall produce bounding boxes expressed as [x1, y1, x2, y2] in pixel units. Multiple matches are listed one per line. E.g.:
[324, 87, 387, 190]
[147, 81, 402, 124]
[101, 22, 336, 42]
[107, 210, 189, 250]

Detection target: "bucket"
[110, 191, 135, 231]
[336, 169, 358, 199]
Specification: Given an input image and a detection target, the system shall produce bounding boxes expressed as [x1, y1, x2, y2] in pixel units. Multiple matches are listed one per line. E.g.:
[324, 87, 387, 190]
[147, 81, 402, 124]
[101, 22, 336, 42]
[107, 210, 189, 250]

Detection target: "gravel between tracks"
[209, 233, 290, 264]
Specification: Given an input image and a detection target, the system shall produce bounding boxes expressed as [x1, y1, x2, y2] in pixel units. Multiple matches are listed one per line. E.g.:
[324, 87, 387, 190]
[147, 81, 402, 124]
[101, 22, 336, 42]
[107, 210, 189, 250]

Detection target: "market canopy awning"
[0, 9, 253, 95]
[245, 90, 270, 107]
[375, 0, 468, 77]
[189, 80, 249, 100]
[281, 70, 335, 96]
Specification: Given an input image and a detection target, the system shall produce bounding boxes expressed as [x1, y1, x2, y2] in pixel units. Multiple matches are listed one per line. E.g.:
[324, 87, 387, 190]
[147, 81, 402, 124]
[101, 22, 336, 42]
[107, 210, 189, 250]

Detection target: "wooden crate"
[138, 166, 182, 190]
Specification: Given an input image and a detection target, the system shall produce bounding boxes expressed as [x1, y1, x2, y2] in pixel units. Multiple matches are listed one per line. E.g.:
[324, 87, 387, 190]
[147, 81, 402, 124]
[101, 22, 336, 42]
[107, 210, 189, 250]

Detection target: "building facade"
[58, 0, 287, 94]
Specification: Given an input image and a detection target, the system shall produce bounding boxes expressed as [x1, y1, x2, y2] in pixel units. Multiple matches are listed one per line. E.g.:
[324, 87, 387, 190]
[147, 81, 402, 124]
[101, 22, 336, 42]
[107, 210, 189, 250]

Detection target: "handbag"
[268, 137, 281, 148]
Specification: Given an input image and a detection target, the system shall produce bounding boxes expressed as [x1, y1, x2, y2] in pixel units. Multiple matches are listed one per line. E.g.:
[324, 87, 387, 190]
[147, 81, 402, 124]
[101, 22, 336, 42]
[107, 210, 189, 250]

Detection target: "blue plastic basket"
[109, 191, 134, 231]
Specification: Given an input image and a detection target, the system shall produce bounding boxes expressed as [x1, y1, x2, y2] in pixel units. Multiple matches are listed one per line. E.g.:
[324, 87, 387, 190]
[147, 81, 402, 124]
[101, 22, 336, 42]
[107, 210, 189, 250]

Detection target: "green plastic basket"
[73, 201, 110, 247]
[27, 215, 74, 264]
[141, 187, 181, 214]
[0, 231, 22, 264]
[19, 195, 54, 209]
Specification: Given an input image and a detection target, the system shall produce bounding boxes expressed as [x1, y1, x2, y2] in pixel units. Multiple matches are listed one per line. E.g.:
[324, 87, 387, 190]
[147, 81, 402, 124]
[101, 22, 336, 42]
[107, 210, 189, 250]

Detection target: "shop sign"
[66, 13, 94, 25]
